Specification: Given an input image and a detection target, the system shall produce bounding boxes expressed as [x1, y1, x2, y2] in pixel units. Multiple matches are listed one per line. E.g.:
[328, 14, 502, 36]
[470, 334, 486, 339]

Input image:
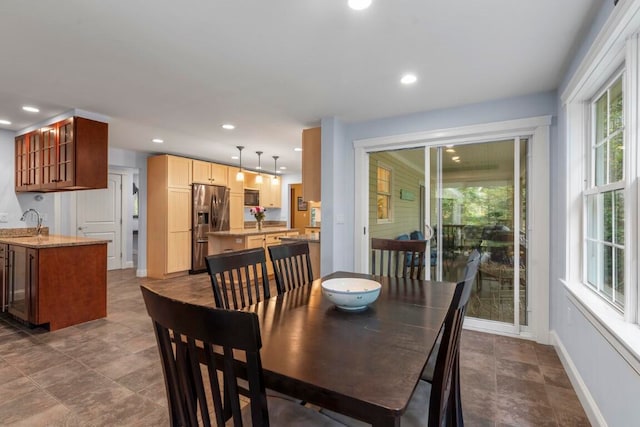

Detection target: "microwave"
[244, 188, 260, 206]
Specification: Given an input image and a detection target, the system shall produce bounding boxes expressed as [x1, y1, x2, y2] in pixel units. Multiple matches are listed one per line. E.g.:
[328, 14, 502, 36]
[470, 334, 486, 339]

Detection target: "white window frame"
[583, 72, 626, 311]
[562, 0, 640, 373]
[376, 162, 393, 224]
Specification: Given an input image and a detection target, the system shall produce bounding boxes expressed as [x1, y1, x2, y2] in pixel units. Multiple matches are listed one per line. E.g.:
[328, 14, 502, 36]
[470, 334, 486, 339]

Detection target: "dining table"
[145, 270, 457, 426]
[246, 271, 457, 427]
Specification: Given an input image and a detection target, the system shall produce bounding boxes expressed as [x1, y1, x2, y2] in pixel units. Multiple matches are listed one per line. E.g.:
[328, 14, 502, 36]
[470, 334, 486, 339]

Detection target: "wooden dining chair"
[420, 249, 481, 425]
[268, 242, 314, 293]
[140, 285, 344, 427]
[371, 237, 427, 279]
[321, 252, 478, 426]
[205, 248, 271, 310]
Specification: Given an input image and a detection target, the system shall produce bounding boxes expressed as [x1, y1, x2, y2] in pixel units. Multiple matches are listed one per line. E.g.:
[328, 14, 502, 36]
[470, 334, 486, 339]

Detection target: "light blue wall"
[552, 1, 640, 425]
[321, 91, 558, 275]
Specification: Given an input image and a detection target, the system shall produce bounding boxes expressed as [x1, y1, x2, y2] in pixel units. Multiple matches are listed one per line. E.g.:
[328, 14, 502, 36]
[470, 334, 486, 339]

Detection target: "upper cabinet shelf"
[15, 117, 108, 192]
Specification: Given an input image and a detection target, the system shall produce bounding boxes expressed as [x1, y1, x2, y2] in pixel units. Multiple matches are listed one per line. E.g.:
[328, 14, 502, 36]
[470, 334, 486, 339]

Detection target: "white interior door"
[77, 173, 123, 270]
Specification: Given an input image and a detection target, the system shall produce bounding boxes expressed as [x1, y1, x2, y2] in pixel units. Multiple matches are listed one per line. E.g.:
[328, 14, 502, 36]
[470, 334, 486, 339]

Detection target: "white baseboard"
[136, 269, 147, 277]
[549, 330, 608, 427]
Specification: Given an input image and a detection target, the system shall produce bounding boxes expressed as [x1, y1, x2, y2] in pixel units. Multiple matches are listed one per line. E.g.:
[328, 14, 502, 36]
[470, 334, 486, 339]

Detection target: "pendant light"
[236, 146, 245, 182]
[255, 151, 263, 184]
[272, 155, 279, 183]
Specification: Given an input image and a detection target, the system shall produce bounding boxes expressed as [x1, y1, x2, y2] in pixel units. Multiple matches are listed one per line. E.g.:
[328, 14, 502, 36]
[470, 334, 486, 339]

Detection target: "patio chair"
[140, 285, 343, 426]
[371, 237, 427, 279]
[268, 242, 314, 293]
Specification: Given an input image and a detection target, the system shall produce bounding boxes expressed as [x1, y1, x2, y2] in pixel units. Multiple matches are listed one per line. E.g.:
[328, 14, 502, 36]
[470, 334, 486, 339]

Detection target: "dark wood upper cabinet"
[15, 116, 108, 192]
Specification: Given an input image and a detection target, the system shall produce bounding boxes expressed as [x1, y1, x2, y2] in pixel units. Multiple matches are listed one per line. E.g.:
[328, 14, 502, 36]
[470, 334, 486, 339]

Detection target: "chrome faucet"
[20, 208, 43, 236]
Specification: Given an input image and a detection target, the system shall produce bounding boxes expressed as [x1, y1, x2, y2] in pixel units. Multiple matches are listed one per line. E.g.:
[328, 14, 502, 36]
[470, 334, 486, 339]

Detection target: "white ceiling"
[0, 0, 600, 175]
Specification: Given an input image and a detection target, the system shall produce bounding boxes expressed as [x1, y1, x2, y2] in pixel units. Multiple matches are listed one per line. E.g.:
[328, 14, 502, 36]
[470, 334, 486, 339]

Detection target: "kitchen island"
[280, 233, 321, 280]
[0, 233, 108, 331]
[208, 228, 299, 276]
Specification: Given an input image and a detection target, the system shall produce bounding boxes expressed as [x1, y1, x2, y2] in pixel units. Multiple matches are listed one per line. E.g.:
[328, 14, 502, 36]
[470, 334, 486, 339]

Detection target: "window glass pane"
[586, 240, 598, 288]
[615, 247, 625, 310]
[595, 93, 608, 143]
[614, 190, 624, 245]
[602, 245, 613, 299]
[610, 77, 623, 133]
[377, 195, 389, 219]
[377, 167, 390, 193]
[609, 133, 623, 182]
[603, 192, 613, 243]
[595, 143, 606, 186]
[586, 195, 597, 239]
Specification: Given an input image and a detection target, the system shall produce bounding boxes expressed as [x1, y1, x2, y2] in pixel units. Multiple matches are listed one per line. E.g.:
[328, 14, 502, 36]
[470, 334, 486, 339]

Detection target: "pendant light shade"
[255, 151, 263, 184]
[236, 146, 245, 182]
[272, 156, 279, 183]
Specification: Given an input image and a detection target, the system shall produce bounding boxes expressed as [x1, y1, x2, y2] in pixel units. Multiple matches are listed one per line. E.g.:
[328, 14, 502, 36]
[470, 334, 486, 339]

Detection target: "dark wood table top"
[248, 271, 456, 427]
[145, 271, 455, 426]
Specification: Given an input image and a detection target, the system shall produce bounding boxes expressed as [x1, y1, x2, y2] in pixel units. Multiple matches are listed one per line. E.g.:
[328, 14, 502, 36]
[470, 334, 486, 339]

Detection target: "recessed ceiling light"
[231, 155, 239, 160]
[280, 166, 287, 170]
[400, 74, 417, 85]
[446, 148, 455, 153]
[348, 0, 372, 10]
[0, 119, 11, 125]
[22, 106, 39, 113]
[152, 138, 164, 144]
[222, 124, 235, 130]
[294, 147, 302, 152]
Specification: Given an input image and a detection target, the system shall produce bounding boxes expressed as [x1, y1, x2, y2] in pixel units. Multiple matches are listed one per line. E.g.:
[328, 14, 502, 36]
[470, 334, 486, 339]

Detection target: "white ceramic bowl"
[321, 278, 382, 311]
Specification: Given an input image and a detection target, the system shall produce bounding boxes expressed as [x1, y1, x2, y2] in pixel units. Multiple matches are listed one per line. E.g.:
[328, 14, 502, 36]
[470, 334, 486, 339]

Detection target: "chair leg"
[453, 354, 464, 426]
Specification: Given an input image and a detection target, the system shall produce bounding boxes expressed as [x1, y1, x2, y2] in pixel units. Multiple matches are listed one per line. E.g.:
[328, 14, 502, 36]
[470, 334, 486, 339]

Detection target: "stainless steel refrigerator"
[191, 183, 230, 273]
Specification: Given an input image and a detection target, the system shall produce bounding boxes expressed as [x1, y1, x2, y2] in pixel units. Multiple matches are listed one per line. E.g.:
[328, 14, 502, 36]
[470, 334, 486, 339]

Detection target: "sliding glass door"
[366, 138, 530, 333]
[430, 138, 528, 331]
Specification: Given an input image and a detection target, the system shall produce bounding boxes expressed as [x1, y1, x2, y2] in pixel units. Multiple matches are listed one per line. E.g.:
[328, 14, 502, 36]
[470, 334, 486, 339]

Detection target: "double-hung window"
[376, 164, 392, 222]
[584, 74, 625, 311]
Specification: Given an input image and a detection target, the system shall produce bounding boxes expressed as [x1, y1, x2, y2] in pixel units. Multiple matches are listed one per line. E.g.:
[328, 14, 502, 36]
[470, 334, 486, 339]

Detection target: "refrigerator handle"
[219, 187, 230, 231]
[209, 193, 215, 228]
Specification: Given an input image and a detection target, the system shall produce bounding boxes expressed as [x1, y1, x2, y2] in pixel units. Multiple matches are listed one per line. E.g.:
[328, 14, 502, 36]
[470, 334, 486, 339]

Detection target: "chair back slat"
[140, 285, 269, 426]
[268, 242, 314, 293]
[428, 249, 481, 425]
[371, 238, 427, 279]
[205, 248, 271, 309]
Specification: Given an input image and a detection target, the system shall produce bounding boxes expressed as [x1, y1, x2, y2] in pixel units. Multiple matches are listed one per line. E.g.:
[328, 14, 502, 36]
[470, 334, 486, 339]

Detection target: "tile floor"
[0, 269, 590, 426]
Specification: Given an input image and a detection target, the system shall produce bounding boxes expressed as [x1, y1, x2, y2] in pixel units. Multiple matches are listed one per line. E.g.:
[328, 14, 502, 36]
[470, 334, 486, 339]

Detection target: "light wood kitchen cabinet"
[229, 192, 244, 231]
[208, 230, 299, 276]
[227, 167, 244, 193]
[167, 155, 192, 188]
[262, 179, 281, 208]
[302, 126, 321, 202]
[228, 166, 244, 230]
[148, 154, 193, 279]
[14, 117, 108, 192]
[192, 160, 228, 186]
[246, 172, 281, 208]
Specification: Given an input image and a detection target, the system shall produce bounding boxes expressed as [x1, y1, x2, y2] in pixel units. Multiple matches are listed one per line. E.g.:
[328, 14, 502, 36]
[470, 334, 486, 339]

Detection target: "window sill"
[561, 279, 640, 375]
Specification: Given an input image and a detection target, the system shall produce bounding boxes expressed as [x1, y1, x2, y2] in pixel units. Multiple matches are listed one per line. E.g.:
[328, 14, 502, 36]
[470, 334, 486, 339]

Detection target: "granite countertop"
[208, 227, 296, 237]
[0, 234, 110, 248]
[280, 233, 320, 243]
